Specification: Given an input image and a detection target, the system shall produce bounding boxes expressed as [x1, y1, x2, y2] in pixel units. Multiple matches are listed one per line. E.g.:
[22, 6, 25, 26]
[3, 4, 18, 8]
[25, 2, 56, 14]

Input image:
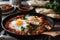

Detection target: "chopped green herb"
[23, 16, 26, 19]
[21, 27, 25, 31]
[26, 25, 30, 28]
[44, 0, 60, 14]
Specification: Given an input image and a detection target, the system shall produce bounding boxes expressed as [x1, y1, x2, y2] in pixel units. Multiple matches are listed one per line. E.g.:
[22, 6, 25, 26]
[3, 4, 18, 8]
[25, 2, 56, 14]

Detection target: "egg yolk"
[16, 19, 23, 26]
[31, 17, 37, 21]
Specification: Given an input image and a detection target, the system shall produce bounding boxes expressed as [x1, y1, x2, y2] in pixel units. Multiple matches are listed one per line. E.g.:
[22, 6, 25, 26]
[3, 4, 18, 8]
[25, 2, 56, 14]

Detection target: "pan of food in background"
[17, 4, 34, 12]
[0, 4, 16, 15]
[1, 11, 54, 39]
[35, 0, 60, 21]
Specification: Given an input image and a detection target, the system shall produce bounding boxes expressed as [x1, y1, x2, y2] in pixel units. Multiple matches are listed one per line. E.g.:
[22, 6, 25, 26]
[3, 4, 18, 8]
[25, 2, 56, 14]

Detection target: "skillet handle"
[0, 30, 5, 36]
[0, 30, 9, 36]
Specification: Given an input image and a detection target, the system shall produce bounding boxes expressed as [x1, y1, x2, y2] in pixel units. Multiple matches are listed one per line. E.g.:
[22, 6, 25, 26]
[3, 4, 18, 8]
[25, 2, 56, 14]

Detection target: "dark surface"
[0, 8, 2, 27]
[3, 0, 9, 1]
[0, 8, 3, 32]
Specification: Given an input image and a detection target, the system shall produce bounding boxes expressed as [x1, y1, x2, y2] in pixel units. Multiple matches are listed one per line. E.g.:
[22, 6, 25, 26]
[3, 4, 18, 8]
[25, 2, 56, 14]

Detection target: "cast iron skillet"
[1, 11, 54, 39]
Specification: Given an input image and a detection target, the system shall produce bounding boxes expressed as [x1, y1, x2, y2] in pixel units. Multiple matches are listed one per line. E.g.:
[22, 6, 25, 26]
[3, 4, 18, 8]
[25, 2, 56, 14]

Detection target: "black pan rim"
[1, 11, 54, 36]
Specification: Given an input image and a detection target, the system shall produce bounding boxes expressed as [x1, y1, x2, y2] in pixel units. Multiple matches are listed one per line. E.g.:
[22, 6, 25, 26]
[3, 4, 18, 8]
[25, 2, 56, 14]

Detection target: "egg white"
[25, 16, 33, 20]
[9, 20, 29, 31]
[26, 16, 40, 25]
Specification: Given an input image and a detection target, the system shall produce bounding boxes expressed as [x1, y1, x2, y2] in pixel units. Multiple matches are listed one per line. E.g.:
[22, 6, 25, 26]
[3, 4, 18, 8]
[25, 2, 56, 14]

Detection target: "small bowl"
[0, 4, 16, 15]
[0, 4, 13, 11]
[17, 5, 34, 12]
